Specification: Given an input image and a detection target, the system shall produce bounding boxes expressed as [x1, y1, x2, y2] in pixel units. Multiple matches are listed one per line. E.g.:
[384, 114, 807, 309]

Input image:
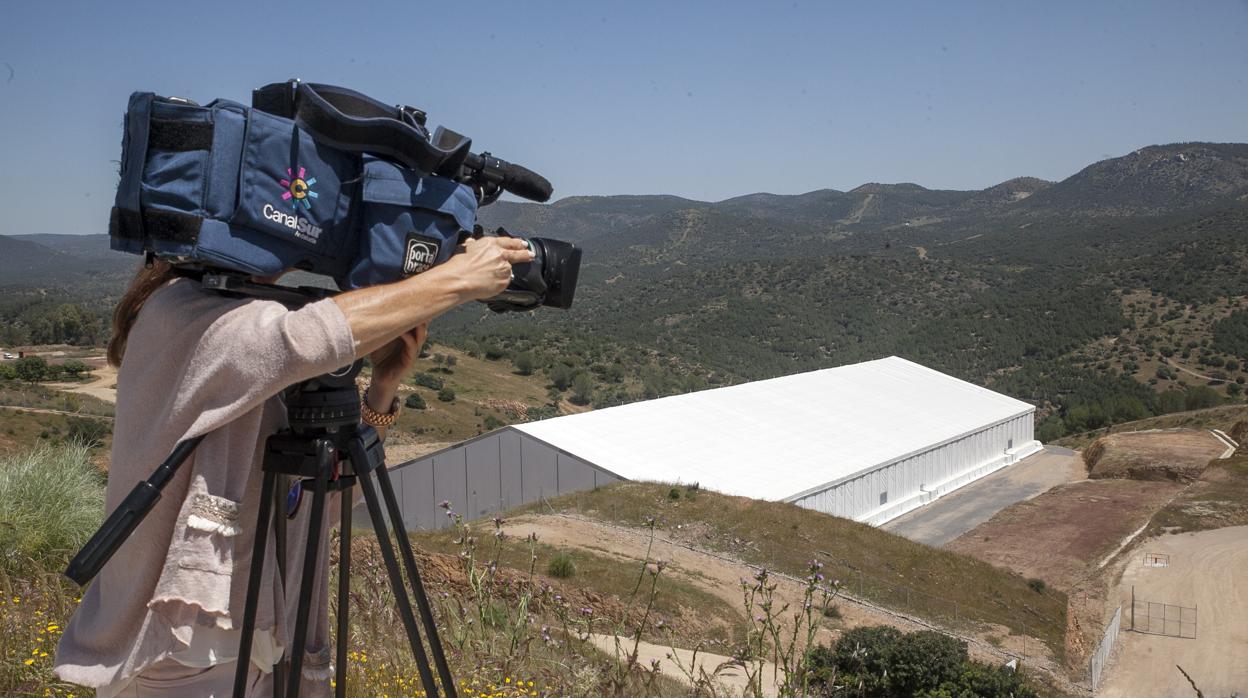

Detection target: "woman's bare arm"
[332, 235, 533, 358]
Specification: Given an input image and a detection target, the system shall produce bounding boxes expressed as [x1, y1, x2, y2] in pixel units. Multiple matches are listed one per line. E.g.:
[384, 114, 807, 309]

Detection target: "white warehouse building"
[375, 356, 1042, 530]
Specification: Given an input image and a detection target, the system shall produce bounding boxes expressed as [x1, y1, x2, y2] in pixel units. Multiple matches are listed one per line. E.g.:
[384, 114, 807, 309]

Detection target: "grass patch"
[523, 482, 1070, 660]
[0, 410, 112, 472]
[410, 526, 741, 647]
[0, 442, 104, 696]
[0, 442, 105, 576]
[546, 549, 576, 578]
[0, 380, 115, 417]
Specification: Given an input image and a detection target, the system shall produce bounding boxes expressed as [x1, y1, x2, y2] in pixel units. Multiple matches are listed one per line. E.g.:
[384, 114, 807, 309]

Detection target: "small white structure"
[375, 356, 1041, 530]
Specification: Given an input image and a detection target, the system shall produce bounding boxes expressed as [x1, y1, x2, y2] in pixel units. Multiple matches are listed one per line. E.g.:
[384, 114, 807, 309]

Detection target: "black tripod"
[232, 363, 456, 698]
[65, 275, 457, 698]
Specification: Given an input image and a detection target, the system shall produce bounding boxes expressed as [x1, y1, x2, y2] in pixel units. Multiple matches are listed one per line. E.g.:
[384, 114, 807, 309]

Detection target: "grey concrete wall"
[353, 428, 621, 530]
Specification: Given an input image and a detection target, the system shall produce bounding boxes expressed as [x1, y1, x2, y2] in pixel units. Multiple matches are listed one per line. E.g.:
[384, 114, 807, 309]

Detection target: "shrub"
[14, 356, 48, 383]
[61, 359, 90, 379]
[570, 373, 595, 406]
[816, 625, 1034, 698]
[546, 550, 576, 578]
[548, 364, 574, 391]
[514, 352, 536, 376]
[404, 393, 427, 410]
[437, 387, 456, 403]
[667, 487, 681, 500]
[65, 416, 109, 448]
[1036, 415, 1065, 442]
[804, 643, 838, 688]
[886, 631, 967, 695]
[411, 372, 444, 391]
[1184, 385, 1223, 410]
[0, 442, 104, 575]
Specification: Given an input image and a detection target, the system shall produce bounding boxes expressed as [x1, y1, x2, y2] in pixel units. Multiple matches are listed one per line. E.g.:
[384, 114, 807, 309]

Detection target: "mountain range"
[479, 142, 1248, 241]
[4, 141, 1246, 282]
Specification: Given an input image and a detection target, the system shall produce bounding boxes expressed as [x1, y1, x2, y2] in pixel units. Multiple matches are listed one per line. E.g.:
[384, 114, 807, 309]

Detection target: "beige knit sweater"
[54, 278, 357, 693]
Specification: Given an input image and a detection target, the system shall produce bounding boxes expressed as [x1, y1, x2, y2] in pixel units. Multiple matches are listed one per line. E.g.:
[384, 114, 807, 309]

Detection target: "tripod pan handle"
[65, 481, 161, 586]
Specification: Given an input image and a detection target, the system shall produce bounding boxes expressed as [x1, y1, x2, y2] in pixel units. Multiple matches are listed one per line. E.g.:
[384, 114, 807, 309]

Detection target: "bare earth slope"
[1083, 429, 1226, 482]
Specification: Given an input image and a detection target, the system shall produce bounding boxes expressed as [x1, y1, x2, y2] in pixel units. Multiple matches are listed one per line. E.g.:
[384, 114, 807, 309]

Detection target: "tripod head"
[284, 361, 363, 433]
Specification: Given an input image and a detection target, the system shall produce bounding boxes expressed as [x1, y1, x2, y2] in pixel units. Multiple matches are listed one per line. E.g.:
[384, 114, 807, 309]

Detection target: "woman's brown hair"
[106, 260, 179, 367]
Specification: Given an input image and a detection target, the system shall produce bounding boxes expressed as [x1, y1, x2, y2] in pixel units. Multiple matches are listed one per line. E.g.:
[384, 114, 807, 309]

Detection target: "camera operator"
[53, 235, 534, 697]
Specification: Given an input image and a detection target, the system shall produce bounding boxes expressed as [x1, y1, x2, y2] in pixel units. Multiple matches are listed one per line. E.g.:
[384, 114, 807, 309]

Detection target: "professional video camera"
[107, 80, 580, 310]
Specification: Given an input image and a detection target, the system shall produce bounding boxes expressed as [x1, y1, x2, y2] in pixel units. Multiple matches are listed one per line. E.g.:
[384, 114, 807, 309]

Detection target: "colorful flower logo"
[279, 167, 318, 210]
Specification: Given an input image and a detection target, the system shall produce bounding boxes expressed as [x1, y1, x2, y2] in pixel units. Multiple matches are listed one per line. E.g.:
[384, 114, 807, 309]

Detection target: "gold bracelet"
[360, 388, 401, 428]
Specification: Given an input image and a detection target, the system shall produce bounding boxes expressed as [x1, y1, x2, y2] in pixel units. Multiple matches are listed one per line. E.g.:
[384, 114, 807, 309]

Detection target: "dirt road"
[1163, 357, 1216, 382]
[1097, 526, 1248, 697]
[47, 362, 117, 404]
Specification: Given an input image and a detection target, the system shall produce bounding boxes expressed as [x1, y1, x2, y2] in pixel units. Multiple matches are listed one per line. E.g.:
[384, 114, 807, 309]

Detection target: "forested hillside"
[5, 143, 1247, 439]
[453, 143, 1248, 438]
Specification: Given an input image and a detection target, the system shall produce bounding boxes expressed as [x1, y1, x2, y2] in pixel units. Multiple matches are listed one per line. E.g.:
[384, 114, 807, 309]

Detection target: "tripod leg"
[375, 463, 458, 698]
[285, 442, 331, 698]
[273, 476, 288, 698]
[335, 491, 351, 698]
[234, 470, 277, 698]
[358, 469, 441, 698]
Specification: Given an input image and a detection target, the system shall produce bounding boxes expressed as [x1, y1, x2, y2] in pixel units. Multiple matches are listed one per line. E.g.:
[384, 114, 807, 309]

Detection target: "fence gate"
[1131, 587, 1196, 639]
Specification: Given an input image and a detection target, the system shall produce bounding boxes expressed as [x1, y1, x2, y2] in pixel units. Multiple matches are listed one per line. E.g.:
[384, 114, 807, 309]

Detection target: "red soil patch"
[947, 479, 1184, 590]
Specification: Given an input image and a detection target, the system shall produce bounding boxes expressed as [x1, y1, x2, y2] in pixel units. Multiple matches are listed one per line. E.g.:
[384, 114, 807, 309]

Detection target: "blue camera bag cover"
[109, 90, 478, 290]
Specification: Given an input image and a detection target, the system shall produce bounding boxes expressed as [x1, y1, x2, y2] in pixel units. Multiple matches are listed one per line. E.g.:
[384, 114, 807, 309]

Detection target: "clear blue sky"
[1, 0, 1246, 235]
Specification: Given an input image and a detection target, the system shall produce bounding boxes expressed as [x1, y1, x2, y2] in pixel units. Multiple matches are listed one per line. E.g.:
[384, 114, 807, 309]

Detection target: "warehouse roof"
[512, 356, 1035, 502]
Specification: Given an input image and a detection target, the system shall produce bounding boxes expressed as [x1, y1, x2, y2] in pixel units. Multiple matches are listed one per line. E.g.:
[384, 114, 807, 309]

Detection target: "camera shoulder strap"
[252, 81, 470, 177]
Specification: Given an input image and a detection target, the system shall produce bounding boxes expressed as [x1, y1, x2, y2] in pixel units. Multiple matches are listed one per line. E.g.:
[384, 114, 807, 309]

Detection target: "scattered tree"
[61, 359, 90, 379]
[570, 373, 595, 406]
[14, 356, 48, 383]
[514, 352, 536, 376]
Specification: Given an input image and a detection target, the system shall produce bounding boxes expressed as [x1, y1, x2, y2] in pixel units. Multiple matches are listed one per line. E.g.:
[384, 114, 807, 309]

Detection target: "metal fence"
[1090, 606, 1121, 692]
[1131, 592, 1197, 639]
